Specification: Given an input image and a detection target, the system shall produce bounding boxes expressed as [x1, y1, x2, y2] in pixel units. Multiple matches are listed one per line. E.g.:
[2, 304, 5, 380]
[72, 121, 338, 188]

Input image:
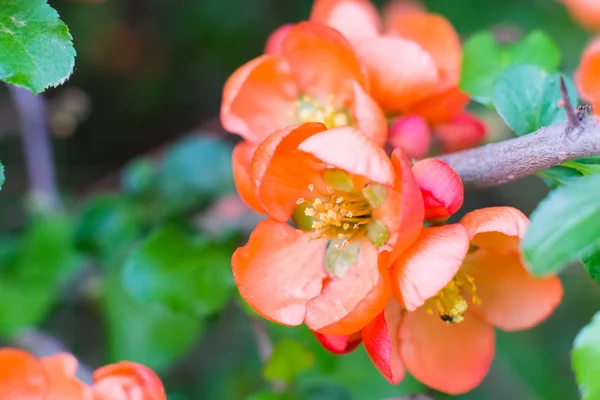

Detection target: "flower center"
[292, 170, 388, 249]
[292, 94, 352, 128]
[426, 270, 481, 324]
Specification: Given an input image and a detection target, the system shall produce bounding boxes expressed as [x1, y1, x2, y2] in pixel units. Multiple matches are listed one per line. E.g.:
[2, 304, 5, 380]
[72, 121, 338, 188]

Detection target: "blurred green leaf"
[0, 215, 78, 336]
[537, 166, 584, 189]
[247, 391, 295, 400]
[122, 226, 235, 317]
[461, 30, 561, 106]
[581, 246, 600, 285]
[522, 174, 600, 276]
[0, 0, 76, 93]
[157, 136, 234, 213]
[74, 195, 143, 263]
[104, 275, 203, 372]
[122, 157, 157, 196]
[0, 161, 4, 190]
[264, 340, 315, 385]
[493, 65, 577, 136]
[573, 312, 600, 400]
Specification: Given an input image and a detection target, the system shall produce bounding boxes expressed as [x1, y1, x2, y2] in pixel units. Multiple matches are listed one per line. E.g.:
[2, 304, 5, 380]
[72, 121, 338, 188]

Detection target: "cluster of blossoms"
[0, 348, 165, 400]
[221, 0, 563, 394]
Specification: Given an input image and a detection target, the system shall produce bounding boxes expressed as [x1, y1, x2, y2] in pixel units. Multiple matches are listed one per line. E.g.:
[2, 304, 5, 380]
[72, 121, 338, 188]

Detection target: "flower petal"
[400, 308, 495, 395]
[388, 115, 431, 160]
[252, 123, 329, 222]
[383, 148, 424, 262]
[405, 87, 470, 124]
[465, 250, 563, 331]
[412, 158, 464, 220]
[305, 239, 390, 335]
[382, 0, 425, 30]
[42, 353, 91, 400]
[355, 36, 439, 113]
[433, 112, 487, 153]
[233, 141, 264, 214]
[562, 0, 600, 31]
[221, 55, 298, 142]
[93, 361, 166, 400]
[576, 37, 600, 105]
[298, 126, 395, 186]
[282, 22, 366, 101]
[310, 0, 381, 45]
[265, 24, 295, 55]
[459, 207, 528, 254]
[391, 224, 470, 311]
[313, 331, 362, 354]
[362, 299, 406, 384]
[387, 12, 462, 88]
[350, 81, 387, 147]
[232, 220, 327, 326]
[0, 348, 48, 399]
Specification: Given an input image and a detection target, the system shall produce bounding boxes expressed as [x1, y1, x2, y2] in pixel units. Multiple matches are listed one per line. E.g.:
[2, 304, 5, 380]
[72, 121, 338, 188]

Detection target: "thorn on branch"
[559, 77, 579, 129]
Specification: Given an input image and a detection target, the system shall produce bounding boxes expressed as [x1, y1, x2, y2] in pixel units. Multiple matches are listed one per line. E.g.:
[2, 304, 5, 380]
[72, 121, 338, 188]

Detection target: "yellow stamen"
[427, 270, 481, 324]
[292, 94, 353, 128]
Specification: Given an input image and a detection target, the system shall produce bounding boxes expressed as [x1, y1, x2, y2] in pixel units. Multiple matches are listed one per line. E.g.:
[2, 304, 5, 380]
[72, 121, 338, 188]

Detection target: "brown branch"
[560, 77, 579, 129]
[438, 115, 600, 188]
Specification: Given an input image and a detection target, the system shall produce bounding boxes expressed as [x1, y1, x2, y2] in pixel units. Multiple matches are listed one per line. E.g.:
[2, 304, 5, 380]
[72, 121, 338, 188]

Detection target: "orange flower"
[362, 207, 563, 394]
[309, 0, 486, 156]
[313, 331, 362, 354]
[232, 122, 424, 335]
[559, 0, 600, 31]
[0, 348, 91, 400]
[93, 361, 166, 400]
[576, 37, 600, 114]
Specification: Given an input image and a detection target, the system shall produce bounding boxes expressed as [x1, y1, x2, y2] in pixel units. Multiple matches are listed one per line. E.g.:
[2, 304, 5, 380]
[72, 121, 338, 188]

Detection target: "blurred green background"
[0, 0, 597, 399]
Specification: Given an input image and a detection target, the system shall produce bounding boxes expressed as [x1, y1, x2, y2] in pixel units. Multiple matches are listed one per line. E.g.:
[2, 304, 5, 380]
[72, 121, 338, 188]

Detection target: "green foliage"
[0, 161, 4, 190]
[121, 226, 235, 317]
[492, 65, 577, 136]
[460, 30, 561, 106]
[264, 340, 316, 385]
[522, 174, 600, 276]
[103, 275, 203, 372]
[582, 247, 600, 285]
[74, 195, 144, 264]
[573, 312, 600, 400]
[0, 0, 75, 93]
[0, 215, 78, 336]
[247, 392, 296, 400]
[122, 157, 157, 197]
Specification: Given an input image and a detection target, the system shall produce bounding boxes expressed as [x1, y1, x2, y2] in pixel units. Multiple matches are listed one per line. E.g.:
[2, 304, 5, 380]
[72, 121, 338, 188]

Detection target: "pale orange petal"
[0, 348, 48, 399]
[298, 126, 395, 186]
[310, 0, 381, 45]
[460, 207, 529, 254]
[400, 308, 495, 395]
[252, 123, 329, 222]
[464, 250, 563, 331]
[232, 220, 327, 326]
[562, 0, 600, 31]
[282, 22, 367, 102]
[42, 353, 92, 400]
[355, 36, 439, 113]
[387, 11, 462, 88]
[93, 361, 166, 400]
[306, 239, 390, 335]
[362, 299, 406, 384]
[576, 37, 600, 105]
[350, 81, 387, 147]
[405, 87, 470, 124]
[391, 224, 470, 311]
[265, 24, 294, 55]
[221, 55, 298, 142]
[232, 142, 264, 214]
[382, 0, 425, 31]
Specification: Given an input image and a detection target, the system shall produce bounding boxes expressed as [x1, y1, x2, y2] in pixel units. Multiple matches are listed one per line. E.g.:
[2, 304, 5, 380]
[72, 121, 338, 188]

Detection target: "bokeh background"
[0, 0, 597, 399]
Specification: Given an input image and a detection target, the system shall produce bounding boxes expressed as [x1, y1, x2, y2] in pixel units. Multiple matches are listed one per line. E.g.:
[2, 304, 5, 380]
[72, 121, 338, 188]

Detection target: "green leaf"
[581, 246, 600, 285]
[247, 392, 295, 400]
[122, 226, 235, 317]
[74, 196, 143, 264]
[522, 174, 600, 276]
[460, 30, 561, 106]
[493, 65, 577, 136]
[0, 0, 76, 93]
[157, 136, 234, 213]
[121, 157, 157, 196]
[573, 312, 600, 400]
[103, 274, 203, 372]
[264, 340, 315, 384]
[0, 215, 78, 336]
[0, 161, 4, 190]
